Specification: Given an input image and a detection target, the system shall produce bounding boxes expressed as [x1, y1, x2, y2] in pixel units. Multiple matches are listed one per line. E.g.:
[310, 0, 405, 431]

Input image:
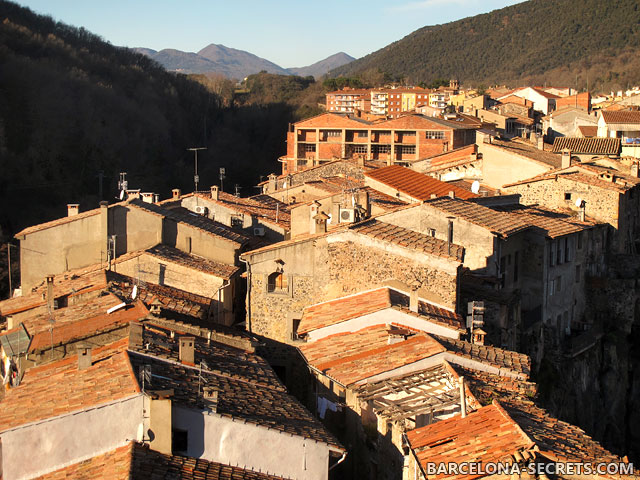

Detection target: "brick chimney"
[67, 204, 79, 217]
[211, 185, 219, 201]
[179, 336, 195, 365]
[172, 188, 182, 199]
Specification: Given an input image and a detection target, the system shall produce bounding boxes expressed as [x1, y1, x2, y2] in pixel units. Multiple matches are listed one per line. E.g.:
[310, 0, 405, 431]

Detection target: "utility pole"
[187, 147, 207, 193]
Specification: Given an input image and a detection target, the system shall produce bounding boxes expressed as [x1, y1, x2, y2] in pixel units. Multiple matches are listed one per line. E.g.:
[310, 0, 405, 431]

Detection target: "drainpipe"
[328, 451, 347, 471]
[239, 256, 252, 333]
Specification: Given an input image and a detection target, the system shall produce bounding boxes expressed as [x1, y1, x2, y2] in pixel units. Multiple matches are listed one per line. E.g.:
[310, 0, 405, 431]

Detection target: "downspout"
[328, 451, 347, 471]
[239, 256, 251, 333]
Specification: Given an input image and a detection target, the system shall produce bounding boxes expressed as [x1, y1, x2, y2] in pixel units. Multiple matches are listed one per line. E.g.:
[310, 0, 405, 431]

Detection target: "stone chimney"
[77, 343, 92, 370]
[179, 336, 195, 365]
[268, 174, 278, 193]
[141, 192, 154, 204]
[537, 135, 545, 150]
[312, 212, 329, 234]
[448, 191, 455, 199]
[409, 289, 419, 313]
[67, 204, 79, 217]
[172, 188, 182, 199]
[562, 149, 572, 169]
[211, 185, 219, 201]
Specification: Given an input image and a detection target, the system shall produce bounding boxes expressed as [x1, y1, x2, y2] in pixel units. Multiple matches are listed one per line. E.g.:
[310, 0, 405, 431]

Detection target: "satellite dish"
[471, 180, 480, 194]
[136, 422, 144, 442]
[131, 284, 138, 300]
[575, 198, 584, 208]
[119, 189, 125, 200]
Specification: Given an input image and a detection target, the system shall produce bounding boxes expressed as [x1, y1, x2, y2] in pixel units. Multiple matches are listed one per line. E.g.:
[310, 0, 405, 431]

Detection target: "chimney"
[358, 190, 370, 217]
[67, 204, 79, 217]
[211, 185, 219, 201]
[100, 201, 108, 265]
[537, 135, 545, 150]
[632, 163, 639, 178]
[172, 188, 182, 199]
[448, 191, 455, 199]
[562, 149, 572, 169]
[129, 322, 143, 349]
[312, 212, 329, 234]
[179, 336, 195, 365]
[46, 274, 55, 312]
[127, 189, 141, 200]
[154, 193, 160, 204]
[580, 203, 586, 222]
[268, 174, 277, 193]
[409, 289, 419, 313]
[357, 155, 366, 167]
[447, 217, 454, 257]
[141, 192, 154, 204]
[77, 343, 92, 370]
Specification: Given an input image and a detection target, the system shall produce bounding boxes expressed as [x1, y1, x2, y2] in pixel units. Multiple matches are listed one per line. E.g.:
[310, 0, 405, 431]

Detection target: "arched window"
[267, 271, 288, 293]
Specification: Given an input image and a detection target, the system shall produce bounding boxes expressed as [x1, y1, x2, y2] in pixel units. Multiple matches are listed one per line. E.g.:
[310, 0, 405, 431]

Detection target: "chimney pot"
[172, 188, 182, 199]
[67, 204, 79, 217]
[77, 344, 92, 370]
[211, 185, 219, 201]
[179, 336, 195, 364]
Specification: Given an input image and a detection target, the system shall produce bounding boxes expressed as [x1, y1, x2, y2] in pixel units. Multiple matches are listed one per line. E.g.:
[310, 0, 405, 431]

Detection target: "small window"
[556, 275, 562, 293]
[172, 429, 188, 454]
[575, 265, 581, 283]
[304, 144, 316, 152]
[427, 228, 436, 237]
[325, 130, 341, 137]
[578, 232, 584, 249]
[425, 131, 446, 139]
[357, 131, 368, 138]
[267, 271, 288, 293]
[565, 192, 572, 200]
[230, 216, 243, 227]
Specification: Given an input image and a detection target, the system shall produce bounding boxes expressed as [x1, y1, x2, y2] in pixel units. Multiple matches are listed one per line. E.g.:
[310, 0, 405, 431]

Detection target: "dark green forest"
[330, 0, 640, 91]
[0, 1, 317, 238]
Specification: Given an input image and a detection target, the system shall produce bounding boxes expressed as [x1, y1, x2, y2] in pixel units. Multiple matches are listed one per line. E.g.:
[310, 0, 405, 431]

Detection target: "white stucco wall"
[1, 395, 144, 480]
[173, 406, 335, 480]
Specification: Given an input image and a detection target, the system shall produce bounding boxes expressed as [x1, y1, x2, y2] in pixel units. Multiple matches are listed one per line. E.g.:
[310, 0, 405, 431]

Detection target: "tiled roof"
[458, 367, 629, 467]
[0, 270, 108, 316]
[28, 299, 149, 353]
[364, 186, 410, 211]
[552, 137, 621, 155]
[530, 86, 560, 99]
[144, 244, 240, 279]
[129, 324, 342, 450]
[0, 338, 139, 433]
[428, 144, 477, 167]
[294, 112, 373, 129]
[107, 273, 212, 321]
[129, 200, 249, 246]
[504, 169, 638, 193]
[14, 207, 102, 238]
[426, 197, 531, 238]
[578, 125, 598, 137]
[407, 402, 534, 480]
[434, 335, 531, 377]
[196, 191, 291, 229]
[376, 114, 475, 130]
[494, 204, 598, 238]
[351, 219, 464, 261]
[488, 138, 561, 168]
[298, 287, 464, 336]
[36, 442, 287, 479]
[365, 165, 478, 201]
[601, 110, 640, 124]
[298, 325, 446, 386]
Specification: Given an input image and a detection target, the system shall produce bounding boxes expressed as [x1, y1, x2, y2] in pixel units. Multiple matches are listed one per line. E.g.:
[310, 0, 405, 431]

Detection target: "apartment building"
[326, 88, 370, 113]
[280, 112, 477, 175]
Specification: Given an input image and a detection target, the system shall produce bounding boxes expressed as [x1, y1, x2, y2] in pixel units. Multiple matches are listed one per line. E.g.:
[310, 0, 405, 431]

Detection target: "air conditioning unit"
[194, 205, 208, 215]
[339, 208, 355, 223]
[253, 227, 265, 237]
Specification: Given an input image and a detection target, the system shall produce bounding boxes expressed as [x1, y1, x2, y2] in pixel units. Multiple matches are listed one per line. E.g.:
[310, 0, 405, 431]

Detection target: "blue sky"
[15, 0, 523, 68]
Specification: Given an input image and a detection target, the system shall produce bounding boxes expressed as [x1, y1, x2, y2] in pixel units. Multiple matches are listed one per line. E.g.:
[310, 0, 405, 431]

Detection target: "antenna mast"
[187, 147, 207, 193]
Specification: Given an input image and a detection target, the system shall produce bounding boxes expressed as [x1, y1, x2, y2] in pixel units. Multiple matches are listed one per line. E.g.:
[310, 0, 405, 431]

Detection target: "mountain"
[288, 52, 355, 78]
[329, 0, 640, 92]
[135, 43, 290, 79]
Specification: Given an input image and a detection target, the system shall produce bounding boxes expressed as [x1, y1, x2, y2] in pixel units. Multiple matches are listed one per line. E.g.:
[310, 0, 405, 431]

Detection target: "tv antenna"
[234, 184, 241, 197]
[188, 147, 207, 193]
[219, 167, 226, 192]
[117, 172, 128, 200]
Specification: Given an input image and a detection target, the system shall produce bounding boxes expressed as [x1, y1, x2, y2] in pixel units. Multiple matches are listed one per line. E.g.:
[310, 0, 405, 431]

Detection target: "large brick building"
[280, 112, 477, 175]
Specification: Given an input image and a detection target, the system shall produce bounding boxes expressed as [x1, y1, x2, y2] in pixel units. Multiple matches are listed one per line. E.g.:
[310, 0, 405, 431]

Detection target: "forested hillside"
[330, 0, 640, 91]
[0, 1, 298, 235]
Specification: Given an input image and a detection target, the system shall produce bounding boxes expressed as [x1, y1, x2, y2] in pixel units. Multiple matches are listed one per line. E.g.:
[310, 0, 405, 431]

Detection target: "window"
[399, 145, 416, 155]
[291, 318, 301, 341]
[172, 429, 188, 454]
[514, 251, 519, 282]
[427, 228, 436, 237]
[403, 131, 416, 136]
[325, 130, 341, 137]
[575, 265, 581, 283]
[550, 241, 556, 266]
[357, 131, 368, 138]
[565, 237, 572, 262]
[372, 145, 391, 154]
[352, 145, 367, 154]
[267, 271, 288, 293]
[556, 275, 562, 293]
[578, 231, 584, 249]
[230, 216, 243, 227]
[304, 144, 316, 152]
[564, 192, 572, 200]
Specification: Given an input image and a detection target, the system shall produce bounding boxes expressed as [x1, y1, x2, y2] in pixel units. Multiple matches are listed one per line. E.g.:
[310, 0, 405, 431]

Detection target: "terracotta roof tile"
[144, 244, 240, 279]
[36, 442, 288, 479]
[352, 220, 464, 261]
[494, 204, 599, 238]
[426, 197, 531, 238]
[601, 110, 640, 124]
[298, 287, 464, 336]
[407, 402, 534, 480]
[365, 165, 477, 201]
[578, 125, 598, 137]
[488, 137, 561, 168]
[0, 338, 139, 433]
[299, 325, 446, 386]
[552, 137, 621, 155]
[195, 191, 291, 229]
[504, 169, 638, 193]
